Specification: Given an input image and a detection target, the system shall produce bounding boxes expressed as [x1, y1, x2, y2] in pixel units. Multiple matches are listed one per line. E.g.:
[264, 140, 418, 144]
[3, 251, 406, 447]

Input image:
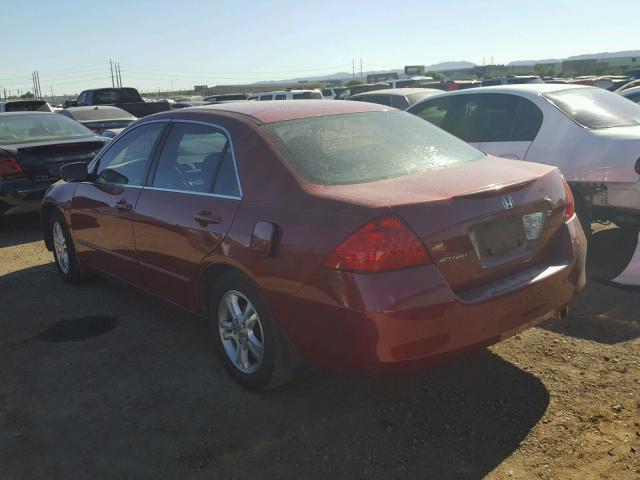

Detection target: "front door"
[133, 121, 242, 308]
[71, 122, 166, 285]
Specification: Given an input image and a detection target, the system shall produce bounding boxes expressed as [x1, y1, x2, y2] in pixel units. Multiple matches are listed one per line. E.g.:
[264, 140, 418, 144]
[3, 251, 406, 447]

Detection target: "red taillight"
[323, 216, 431, 273]
[0, 149, 23, 178]
[562, 178, 575, 221]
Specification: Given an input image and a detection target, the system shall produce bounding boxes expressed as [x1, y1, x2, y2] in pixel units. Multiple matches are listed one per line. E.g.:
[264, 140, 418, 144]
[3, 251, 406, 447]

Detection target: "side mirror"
[60, 162, 89, 182]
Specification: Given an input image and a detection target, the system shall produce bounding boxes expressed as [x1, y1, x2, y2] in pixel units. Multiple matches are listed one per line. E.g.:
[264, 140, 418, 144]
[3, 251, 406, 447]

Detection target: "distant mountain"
[248, 50, 639, 86]
[427, 61, 476, 71]
[508, 50, 640, 66]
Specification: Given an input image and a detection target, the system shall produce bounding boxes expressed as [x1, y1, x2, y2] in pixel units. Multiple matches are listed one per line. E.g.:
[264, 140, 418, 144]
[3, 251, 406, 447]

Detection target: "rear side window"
[322, 89, 333, 96]
[410, 97, 454, 128]
[391, 96, 410, 110]
[275, 94, 286, 100]
[626, 92, 640, 104]
[96, 123, 165, 185]
[361, 95, 392, 107]
[263, 110, 484, 185]
[545, 87, 640, 129]
[259, 95, 272, 101]
[410, 94, 542, 143]
[152, 123, 232, 194]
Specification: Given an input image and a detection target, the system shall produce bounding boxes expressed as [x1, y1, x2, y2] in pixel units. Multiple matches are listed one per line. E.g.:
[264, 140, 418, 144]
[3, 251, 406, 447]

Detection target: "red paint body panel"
[71, 183, 143, 286]
[41, 103, 588, 375]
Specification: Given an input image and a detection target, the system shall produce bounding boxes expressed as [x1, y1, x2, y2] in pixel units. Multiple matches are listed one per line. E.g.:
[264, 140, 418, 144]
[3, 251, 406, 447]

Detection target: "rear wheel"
[50, 211, 83, 284]
[573, 193, 592, 241]
[208, 271, 295, 390]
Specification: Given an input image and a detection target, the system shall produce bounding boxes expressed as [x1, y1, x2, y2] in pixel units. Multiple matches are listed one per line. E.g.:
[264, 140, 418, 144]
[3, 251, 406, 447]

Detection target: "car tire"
[50, 211, 83, 284]
[209, 271, 295, 391]
[573, 193, 592, 241]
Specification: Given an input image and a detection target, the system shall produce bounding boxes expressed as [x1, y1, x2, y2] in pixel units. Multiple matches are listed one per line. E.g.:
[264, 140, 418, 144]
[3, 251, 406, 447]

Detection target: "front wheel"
[209, 271, 295, 390]
[50, 211, 83, 284]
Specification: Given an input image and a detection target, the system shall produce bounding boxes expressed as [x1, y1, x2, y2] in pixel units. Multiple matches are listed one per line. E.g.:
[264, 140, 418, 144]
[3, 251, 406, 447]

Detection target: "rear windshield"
[92, 88, 141, 105]
[292, 92, 323, 100]
[4, 101, 51, 112]
[545, 88, 640, 129]
[66, 107, 135, 121]
[0, 114, 93, 145]
[263, 110, 484, 185]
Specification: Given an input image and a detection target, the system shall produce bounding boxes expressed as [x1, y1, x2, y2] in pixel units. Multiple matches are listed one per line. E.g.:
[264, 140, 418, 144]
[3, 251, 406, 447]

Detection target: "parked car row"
[6, 77, 640, 391]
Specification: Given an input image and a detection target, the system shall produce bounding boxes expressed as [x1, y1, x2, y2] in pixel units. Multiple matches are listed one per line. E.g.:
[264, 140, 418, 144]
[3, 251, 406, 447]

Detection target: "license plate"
[470, 215, 524, 260]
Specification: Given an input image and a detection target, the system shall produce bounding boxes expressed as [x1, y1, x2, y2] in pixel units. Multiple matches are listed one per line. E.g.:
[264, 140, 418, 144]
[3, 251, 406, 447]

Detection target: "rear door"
[133, 120, 242, 308]
[410, 93, 543, 158]
[470, 93, 543, 160]
[410, 95, 484, 150]
[71, 122, 167, 285]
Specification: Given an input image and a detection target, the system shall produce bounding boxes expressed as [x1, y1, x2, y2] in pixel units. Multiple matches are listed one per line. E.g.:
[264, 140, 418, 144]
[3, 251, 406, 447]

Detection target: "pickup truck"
[73, 87, 170, 117]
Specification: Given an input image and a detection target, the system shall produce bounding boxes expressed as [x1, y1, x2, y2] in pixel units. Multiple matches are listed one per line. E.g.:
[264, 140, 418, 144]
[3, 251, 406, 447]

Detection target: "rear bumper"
[266, 216, 587, 373]
[0, 178, 53, 216]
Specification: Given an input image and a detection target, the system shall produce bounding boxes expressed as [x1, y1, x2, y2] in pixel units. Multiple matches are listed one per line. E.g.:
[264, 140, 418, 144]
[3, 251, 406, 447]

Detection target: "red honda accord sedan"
[40, 100, 587, 390]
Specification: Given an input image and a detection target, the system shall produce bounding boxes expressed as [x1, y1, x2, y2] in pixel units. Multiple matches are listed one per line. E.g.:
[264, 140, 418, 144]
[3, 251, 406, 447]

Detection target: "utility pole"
[36, 71, 42, 99]
[359, 58, 363, 79]
[50, 86, 54, 101]
[352, 59, 355, 78]
[117, 62, 123, 87]
[110, 59, 115, 87]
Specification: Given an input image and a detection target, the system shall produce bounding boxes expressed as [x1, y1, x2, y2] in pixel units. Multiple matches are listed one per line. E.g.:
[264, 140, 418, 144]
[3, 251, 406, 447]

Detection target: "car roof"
[351, 88, 442, 97]
[180, 99, 390, 124]
[425, 83, 589, 97]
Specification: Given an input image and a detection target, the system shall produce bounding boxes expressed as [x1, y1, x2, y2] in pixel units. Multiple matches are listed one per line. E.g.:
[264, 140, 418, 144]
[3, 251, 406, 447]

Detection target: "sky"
[1, 0, 639, 96]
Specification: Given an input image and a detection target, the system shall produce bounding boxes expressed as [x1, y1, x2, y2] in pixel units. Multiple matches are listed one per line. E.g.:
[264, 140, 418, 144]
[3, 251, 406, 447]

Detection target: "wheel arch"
[40, 201, 60, 251]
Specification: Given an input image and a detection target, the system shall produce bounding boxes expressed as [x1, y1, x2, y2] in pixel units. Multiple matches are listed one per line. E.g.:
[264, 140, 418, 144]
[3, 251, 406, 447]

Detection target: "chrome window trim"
[85, 119, 171, 188]
[143, 185, 240, 201]
[166, 119, 243, 199]
[80, 118, 244, 199]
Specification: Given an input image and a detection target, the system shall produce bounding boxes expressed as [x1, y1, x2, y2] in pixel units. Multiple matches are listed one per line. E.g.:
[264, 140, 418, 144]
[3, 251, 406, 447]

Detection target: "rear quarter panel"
[525, 95, 639, 183]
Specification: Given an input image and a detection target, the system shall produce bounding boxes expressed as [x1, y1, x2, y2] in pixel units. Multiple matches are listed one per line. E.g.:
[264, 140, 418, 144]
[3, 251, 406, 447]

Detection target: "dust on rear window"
[544, 87, 640, 129]
[263, 110, 484, 185]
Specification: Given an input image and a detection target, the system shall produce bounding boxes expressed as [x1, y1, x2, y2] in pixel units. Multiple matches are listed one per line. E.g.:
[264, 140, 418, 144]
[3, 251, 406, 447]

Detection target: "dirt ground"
[1, 214, 639, 480]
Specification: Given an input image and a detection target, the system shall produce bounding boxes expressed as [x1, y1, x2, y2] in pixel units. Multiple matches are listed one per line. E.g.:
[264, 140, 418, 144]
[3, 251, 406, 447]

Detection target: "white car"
[620, 85, 640, 105]
[320, 87, 348, 100]
[407, 84, 640, 234]
[247, 90, 323, 101]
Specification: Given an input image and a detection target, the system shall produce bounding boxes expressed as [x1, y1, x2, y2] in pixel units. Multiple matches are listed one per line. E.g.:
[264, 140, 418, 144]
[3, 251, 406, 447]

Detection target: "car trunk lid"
[13, 138, 105, 181]
[309, 156, 569, 292]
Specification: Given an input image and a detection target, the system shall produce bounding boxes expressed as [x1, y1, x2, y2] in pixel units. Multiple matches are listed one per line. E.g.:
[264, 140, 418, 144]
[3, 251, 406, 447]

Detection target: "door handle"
[115, 199, 133, 212]
[193, 210, 221, 226]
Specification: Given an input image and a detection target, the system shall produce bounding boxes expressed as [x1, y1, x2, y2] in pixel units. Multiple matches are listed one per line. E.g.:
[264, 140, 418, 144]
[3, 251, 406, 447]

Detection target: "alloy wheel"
[52, 221, 70, 274]
[218, 290, 265, 374]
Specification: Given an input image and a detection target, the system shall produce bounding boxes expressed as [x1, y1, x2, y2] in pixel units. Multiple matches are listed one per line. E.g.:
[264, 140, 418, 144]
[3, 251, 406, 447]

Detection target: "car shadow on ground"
[0, 264, 550, 480]
[541, 225, 640, 344]
[0, 212, 42, 248]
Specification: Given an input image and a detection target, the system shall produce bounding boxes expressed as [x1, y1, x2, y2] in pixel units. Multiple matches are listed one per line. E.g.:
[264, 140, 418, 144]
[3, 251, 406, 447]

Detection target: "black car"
[58, 106, 137, 137]
[0, 112, 107, 216]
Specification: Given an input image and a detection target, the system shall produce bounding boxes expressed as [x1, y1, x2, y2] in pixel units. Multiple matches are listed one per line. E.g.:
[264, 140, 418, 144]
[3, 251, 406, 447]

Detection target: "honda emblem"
[501, 195, 515, 210]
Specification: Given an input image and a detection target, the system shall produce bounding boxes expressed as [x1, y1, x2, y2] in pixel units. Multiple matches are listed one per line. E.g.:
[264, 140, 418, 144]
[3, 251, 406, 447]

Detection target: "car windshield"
[545, 87, 640, 129]
[0, 114, 93, 144]
[263, 110, 484, 185]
